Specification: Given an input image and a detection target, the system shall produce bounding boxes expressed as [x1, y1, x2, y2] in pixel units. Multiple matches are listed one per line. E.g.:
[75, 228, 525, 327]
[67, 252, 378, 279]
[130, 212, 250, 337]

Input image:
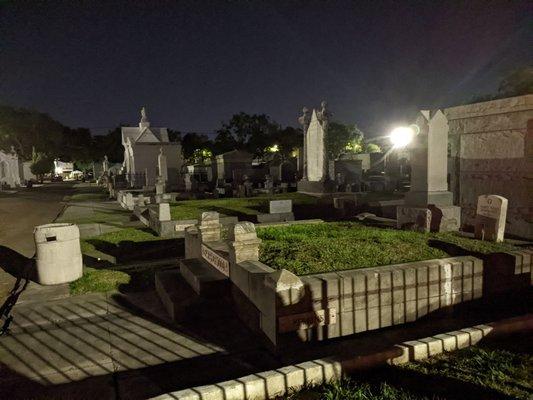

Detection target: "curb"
[150, 314, 533, 400]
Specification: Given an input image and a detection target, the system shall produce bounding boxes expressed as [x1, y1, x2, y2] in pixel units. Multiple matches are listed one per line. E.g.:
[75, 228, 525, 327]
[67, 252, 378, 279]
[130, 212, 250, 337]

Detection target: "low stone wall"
[229, 254, 482, 347]
[483, 249, 532, 295]
[183, 214, 487, 348]
[133, 204, 238, 238]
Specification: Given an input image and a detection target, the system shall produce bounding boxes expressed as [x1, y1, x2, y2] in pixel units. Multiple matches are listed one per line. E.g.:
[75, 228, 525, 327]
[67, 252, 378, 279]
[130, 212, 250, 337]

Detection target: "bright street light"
[389, 126, 416, 148]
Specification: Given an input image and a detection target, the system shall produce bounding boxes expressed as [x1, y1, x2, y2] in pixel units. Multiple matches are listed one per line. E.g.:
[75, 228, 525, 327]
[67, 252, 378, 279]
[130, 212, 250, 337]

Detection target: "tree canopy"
[470, 66, 533, 103]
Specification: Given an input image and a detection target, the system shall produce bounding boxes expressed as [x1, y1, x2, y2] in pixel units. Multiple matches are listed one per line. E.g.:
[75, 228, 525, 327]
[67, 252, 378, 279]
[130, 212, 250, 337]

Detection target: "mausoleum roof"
[121, 126, 170, 145]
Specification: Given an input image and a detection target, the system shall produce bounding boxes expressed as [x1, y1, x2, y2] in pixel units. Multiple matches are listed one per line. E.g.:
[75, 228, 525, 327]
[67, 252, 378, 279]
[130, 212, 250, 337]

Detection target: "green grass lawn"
[70, 267, 130, 295]
[80, 227, 163, 256]
[284, 344, 532, 399]
[258, 222, 520, 275]
[73, 227, 171, 295]
[169, 192, 318, 220]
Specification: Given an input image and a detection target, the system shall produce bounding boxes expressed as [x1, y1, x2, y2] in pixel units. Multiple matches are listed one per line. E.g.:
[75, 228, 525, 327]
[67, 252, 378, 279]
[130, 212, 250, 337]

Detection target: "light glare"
[389, 126, 415, 148]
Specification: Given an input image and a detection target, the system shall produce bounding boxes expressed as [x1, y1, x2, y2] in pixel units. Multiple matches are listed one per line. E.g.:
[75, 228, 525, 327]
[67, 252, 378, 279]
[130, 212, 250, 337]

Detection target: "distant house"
[121, 108, 184, 189]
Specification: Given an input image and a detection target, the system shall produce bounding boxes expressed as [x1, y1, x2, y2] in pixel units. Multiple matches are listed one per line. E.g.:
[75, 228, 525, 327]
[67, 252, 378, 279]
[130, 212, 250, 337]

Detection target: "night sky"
[1, 1, 531, 137]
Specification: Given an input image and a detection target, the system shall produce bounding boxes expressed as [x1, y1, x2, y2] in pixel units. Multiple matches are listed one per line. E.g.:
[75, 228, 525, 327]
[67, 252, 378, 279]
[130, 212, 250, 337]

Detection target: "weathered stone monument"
[445, 94, 532, 239]
[0, 147, 21, 188]
[158, 203, 171, 222]
[158, 146, 168, 184]
[102, 155, 109, 174]
[397, 110, 461, 232]
[121, 107, 184, 189]
[297, 101, 335, 194]
[474, 195, 508, 242]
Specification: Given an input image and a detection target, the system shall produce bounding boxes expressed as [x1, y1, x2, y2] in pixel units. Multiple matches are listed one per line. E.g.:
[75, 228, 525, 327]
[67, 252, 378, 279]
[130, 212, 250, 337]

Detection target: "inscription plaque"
[201, 243, 230, 276]
[278, 308, 337, 333]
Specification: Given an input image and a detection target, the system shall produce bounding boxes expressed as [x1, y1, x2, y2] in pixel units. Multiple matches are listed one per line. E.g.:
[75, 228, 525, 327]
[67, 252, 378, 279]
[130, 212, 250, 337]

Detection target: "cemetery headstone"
[265, 174, 274, 195]
[155, 175, 165, 195]
[243, 175, 253, 197]
[158, 203, 171, 222]
[158, 146, 168, 183]
[397, 110, 460, 232]
[474, 195, 508, 242]
[269, 199, 292, 214]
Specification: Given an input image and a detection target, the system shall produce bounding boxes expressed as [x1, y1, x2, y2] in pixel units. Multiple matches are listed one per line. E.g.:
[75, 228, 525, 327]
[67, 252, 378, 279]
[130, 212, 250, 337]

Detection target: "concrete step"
[155, 269, 233, 322]
[179, 258, 229, 298]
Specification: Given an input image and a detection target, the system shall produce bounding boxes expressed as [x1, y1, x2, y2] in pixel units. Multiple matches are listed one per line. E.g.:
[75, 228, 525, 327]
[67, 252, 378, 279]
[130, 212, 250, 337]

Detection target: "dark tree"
[214, 112, 280, 156]
[181, 132, 213, 161]
[0, 105, 64, 159]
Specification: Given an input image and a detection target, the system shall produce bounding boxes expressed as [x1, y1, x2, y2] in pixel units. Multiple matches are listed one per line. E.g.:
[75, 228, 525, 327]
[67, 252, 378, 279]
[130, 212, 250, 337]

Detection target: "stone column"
[198, 211, 221, 242]
[298, 107, 310, 180]
[228, 222, 262, 265]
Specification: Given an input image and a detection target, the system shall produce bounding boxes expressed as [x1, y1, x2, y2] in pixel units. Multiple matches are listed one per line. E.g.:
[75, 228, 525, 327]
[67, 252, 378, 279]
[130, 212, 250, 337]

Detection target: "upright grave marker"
[397, 110, 461, 232]
[474, 195, 508, 242]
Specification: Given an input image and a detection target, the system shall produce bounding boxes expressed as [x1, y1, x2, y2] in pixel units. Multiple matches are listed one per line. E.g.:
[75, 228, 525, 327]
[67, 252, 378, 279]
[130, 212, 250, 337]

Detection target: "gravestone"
[397, 110, 460, 232]
[264, 174, 274, 195]
[270, 200, 292, 214]
[297, 101, 335, 194]
[474, 195, 508, 242]
[155, 175, 165, 195]
[158, 203, 171, 221]
[243, 175, 253, 197]
[158, 147, 168, 183]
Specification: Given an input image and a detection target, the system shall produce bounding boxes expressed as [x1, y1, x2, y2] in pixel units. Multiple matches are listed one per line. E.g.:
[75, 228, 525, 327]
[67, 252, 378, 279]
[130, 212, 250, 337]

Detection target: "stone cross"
[474, 195, 508, 242]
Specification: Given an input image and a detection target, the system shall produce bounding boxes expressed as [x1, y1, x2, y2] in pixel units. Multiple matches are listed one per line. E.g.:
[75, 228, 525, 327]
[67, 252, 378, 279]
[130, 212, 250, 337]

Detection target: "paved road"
[0, 182, 76, 305]
[0, 182, 76, 257]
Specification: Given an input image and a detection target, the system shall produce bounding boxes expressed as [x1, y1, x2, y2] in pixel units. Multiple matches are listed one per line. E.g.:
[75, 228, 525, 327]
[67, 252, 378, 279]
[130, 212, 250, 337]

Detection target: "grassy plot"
[401, 346, 533, 400]
[72, 227, 171, 295]
[70, 267, 130, 295]
[283, 345, 532, 399]
[257, 222, 520, 275]
[80, 227, 163, 256]
[169, 192, 318, 220]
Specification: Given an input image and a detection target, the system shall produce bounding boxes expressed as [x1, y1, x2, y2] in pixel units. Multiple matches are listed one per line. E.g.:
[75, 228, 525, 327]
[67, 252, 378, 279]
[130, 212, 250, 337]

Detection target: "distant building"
[121, 107, 184, 189]
[54, 160, 74, 178]
[0, 147, 21, 188]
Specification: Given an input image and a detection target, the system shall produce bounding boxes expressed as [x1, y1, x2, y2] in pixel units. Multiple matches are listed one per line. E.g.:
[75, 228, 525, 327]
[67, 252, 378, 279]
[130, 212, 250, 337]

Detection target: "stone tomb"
[257, 200, 295, 223]
[474, 195, 508, 242]
[157, 214, 485, 351]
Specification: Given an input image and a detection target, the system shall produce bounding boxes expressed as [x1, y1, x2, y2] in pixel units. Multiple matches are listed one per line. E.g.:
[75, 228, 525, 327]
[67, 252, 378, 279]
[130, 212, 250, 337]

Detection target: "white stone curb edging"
[149, 322, 499, 400]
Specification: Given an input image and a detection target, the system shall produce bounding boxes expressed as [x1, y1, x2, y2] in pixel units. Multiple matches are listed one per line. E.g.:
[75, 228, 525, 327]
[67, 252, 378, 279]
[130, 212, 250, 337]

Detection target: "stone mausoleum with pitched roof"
[121, 107, 184, 189]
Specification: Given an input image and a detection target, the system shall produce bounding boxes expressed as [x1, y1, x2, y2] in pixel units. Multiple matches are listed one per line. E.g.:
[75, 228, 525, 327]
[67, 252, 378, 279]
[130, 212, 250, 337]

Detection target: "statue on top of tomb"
[140, 106, 148, 123]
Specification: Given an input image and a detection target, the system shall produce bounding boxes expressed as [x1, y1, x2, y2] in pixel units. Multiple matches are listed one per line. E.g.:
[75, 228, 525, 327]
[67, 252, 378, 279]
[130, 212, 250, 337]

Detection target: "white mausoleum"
[121, 107, 184, 189]
[0, 147, 21, 188]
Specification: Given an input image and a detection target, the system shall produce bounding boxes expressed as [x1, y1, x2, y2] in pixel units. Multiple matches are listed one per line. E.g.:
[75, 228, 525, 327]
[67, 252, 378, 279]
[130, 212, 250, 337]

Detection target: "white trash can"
[34, 223, 83, 285]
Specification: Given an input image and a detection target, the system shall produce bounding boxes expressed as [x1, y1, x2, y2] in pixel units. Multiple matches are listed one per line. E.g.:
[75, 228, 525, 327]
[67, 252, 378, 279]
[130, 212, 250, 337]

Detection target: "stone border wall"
[184, 215, 490, 348]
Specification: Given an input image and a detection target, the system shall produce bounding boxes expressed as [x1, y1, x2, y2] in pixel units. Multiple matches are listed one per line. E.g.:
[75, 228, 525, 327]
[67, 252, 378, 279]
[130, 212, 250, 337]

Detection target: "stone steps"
[180, 258, 229, 298]
[155, 269, 233, 322]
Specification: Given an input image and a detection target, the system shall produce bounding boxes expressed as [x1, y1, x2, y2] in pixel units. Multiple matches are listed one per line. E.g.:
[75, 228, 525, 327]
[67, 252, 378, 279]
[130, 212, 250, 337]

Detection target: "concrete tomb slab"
[269, 200, 292, 214]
